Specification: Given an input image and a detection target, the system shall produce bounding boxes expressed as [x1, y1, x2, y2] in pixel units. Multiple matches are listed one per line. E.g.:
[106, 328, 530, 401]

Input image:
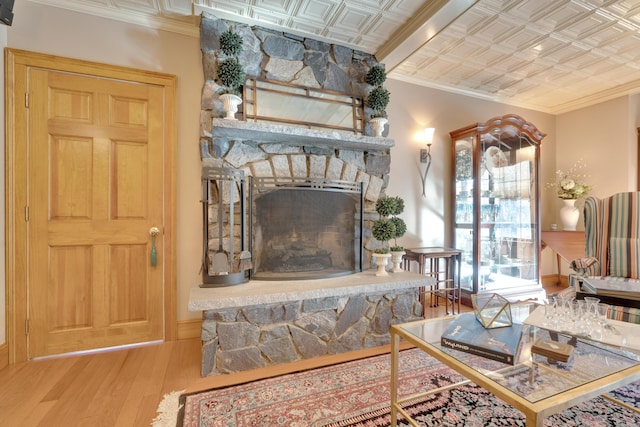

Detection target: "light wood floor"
[0, 284, 564, 427]
[0, 333, 416, 426]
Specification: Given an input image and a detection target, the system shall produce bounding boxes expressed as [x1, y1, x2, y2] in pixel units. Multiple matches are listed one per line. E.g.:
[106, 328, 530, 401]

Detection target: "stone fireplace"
[189, 14, 430, 376]
[199, 13, 398, 273]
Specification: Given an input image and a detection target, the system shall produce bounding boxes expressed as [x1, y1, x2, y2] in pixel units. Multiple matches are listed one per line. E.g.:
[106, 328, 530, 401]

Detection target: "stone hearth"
[189, 272, 431, 375]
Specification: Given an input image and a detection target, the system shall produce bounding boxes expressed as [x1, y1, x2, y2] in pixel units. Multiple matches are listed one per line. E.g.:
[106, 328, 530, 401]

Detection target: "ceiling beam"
[376, 0, 479, 71]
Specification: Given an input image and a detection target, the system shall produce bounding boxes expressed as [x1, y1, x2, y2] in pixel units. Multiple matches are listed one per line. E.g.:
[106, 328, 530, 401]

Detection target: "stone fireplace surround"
[190, 14, 431, 376]
[189, 272, 430, 375]
[200, 13, 398, 261]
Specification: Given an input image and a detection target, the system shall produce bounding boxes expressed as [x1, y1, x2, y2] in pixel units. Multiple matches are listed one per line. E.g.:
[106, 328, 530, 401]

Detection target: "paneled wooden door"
[6, 49, 177, 361]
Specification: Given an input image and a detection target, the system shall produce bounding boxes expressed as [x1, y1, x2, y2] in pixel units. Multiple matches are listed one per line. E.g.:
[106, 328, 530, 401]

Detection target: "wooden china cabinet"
[449, 115, 546, 305]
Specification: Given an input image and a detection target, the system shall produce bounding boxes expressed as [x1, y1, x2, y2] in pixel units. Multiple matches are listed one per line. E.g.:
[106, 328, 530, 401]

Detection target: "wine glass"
[583, 296, 600, 327]
[595, 303, 611, 339]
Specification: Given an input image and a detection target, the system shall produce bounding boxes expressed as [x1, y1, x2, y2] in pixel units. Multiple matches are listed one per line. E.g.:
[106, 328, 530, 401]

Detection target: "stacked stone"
[201, 288, 422, 375]
[199, 13, 396, 264]
[200, 12, 378, 121]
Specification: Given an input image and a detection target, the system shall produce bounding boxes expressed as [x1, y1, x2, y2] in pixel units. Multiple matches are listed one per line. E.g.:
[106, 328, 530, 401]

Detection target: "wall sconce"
[420, 127, 435, 197]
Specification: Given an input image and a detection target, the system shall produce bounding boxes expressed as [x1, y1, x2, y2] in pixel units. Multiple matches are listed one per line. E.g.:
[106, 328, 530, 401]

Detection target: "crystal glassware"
[595, 303, 611, 339]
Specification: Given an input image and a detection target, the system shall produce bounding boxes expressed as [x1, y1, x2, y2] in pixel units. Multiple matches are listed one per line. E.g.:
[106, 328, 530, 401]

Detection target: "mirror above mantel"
[243, 78, 365, 135]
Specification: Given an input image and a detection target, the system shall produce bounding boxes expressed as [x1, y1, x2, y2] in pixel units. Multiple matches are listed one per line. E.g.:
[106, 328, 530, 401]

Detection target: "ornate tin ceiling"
[28, 0, 640, 114]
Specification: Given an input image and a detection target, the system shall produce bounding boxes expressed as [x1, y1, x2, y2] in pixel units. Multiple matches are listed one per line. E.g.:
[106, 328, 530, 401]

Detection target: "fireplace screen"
[250, 177, 363, 280]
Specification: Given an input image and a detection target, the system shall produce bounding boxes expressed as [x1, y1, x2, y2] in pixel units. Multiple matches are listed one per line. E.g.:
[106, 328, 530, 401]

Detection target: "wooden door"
[5, 49, 177, 361]
[28, 70, 164, 357]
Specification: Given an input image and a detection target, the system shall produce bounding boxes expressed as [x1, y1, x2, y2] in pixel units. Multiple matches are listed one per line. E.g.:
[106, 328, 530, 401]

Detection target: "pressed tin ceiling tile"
[33, 0, 640, 113]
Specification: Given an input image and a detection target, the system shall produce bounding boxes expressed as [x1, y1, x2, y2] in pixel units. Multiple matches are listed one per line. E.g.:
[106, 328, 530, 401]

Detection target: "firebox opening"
[250, 178, 363, 280]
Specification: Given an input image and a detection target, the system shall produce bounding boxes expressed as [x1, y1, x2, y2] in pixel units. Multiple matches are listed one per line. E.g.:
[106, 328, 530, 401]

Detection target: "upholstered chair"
[568, 192, 640, 323]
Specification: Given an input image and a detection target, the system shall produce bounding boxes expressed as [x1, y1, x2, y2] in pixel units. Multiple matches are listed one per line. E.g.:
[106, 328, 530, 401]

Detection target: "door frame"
[4, 48, 177, 363]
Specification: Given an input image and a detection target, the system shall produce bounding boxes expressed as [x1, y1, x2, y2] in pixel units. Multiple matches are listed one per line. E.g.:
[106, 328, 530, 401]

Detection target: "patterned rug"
[176, 348, 640, 426]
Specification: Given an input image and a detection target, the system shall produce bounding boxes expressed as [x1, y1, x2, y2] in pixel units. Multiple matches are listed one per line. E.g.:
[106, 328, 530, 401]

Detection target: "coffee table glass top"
[396, 304, 640, 404]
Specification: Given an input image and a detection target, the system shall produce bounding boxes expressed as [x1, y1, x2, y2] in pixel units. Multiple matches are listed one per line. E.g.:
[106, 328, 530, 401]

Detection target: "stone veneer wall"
[201, 288, 422, 375]
[199, 13, 394, 264]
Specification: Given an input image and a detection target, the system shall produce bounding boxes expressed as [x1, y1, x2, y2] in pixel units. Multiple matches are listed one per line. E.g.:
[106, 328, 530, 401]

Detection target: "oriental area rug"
[160, 348, 640, 427]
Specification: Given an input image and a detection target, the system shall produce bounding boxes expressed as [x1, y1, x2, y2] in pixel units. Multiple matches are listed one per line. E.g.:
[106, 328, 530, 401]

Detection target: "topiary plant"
[217, 28, 245, 96]
[217, 57, 245, 94]
[389, 196, 406, 252]
[365, 65, 390, 119]
[366, 65, 387, 87]
[219, 29, 243, 56]
[372, 196, 401, 254]
[366, 86, 390, 118]
[372, 219, 395, 254]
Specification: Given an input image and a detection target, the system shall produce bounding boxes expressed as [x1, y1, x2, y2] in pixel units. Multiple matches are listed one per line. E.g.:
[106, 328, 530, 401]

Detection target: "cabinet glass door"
[451, 115, 543, 303]
[454, 137, 475, 293]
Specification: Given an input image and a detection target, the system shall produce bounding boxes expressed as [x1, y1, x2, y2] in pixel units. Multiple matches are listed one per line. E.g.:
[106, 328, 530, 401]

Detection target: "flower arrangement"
[546, 159, 591, 199]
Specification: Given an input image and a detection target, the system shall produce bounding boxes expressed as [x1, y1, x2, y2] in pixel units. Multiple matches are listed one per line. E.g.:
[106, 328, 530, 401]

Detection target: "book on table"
[581, 277, 640, 300]
[441, 313, 523, 365]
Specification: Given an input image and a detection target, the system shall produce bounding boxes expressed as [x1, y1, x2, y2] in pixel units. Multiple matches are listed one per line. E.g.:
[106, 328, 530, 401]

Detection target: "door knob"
[149, 227, 160, 267]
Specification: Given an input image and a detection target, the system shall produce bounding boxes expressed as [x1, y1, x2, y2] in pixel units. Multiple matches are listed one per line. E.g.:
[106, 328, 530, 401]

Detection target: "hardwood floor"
[0, 284, 564, 426]
[0, 336, 416, 426]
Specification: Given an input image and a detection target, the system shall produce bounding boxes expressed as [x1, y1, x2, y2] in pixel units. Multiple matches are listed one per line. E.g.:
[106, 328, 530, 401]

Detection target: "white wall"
[384, 79, 556, 250]
[556, 97, 636, 203]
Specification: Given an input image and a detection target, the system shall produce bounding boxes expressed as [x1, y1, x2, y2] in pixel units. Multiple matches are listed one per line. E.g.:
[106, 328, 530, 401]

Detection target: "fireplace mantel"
[212, 118, 395, 151]
[188, 271, 428, 311]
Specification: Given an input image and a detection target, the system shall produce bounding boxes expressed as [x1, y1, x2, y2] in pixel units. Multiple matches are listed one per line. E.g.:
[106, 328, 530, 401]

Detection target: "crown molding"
[389, 72, 554, 114]
[549, 80, 640, 115]
[27, 0, 200, 37]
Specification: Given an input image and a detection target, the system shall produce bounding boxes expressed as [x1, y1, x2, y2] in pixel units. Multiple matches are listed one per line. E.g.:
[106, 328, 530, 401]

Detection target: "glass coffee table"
[390, 304, 640, 427]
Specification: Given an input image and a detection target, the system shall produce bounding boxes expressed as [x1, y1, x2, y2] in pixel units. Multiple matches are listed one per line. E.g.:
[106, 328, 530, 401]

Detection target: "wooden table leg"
[526, 412, 543, 427]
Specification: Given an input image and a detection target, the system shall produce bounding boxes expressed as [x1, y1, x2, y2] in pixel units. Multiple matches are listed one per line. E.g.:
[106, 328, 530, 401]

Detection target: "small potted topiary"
[365, 65, 390, 137]
[217, 28, 246, 119]
[371, 195, 397, 276]
[387, 196, 407, 272]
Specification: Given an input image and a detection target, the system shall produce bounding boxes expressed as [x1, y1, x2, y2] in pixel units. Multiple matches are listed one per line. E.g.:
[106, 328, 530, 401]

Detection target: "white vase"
[370, 117, 388, 137]
[390, 251, 405, 272]
[372, 253, 391, 276]
[220, 93, 242, 120]
[560, 198, 579, 231]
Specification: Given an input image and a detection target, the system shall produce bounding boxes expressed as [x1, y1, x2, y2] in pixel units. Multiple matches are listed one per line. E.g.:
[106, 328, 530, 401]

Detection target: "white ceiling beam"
[376, 0, 479, 71]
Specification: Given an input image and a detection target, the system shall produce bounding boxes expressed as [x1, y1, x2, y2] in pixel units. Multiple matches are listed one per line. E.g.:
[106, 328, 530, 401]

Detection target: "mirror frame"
[243, 78, 365, 135]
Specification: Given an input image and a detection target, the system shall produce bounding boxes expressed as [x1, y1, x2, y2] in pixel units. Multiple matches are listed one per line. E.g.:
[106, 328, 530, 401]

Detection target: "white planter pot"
[560, 198, 579, 230]
[220, 93, 242, 120]
[370, 117, 388, 137]
[372, 253, 391, 276]
[390, 251, 405, 272]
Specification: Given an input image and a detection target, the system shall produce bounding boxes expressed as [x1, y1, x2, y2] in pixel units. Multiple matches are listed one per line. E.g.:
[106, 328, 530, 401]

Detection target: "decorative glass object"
[471, 293, 512, 328]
